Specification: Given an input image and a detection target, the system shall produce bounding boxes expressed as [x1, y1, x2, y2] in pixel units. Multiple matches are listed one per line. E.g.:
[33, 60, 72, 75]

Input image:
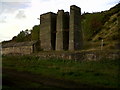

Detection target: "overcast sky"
[0, 0, 119, 42]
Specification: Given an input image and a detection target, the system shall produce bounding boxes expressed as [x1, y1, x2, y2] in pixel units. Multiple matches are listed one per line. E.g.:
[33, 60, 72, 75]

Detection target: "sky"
[0, 0, 119, 42]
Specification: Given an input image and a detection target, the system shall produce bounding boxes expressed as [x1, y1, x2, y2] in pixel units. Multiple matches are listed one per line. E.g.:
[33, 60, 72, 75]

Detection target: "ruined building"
[2, 5, 83, 55]
[2, 41, 40, 54]
[40, 5, 83, 51]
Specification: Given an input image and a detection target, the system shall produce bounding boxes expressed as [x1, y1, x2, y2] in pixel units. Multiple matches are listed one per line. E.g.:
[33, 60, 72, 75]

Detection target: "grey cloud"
[16, 10, 26, 19]
[0, 2, 31, 14]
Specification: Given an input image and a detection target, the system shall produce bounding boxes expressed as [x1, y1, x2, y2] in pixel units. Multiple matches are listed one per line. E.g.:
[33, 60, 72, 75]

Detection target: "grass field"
[2, 55, 120, 89]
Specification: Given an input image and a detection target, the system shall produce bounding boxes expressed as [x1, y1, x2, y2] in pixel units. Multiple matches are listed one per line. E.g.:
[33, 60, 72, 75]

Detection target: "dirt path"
[3, 67, 105, 89]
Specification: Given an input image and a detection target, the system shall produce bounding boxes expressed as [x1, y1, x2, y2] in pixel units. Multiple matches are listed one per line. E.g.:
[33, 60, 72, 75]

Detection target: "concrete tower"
[56, 10, 64, 51]
[40, 12, 57, 51]
[56, 10, 69, 51]
[69, 5, 83, 51]
[63, 12, 69, 50]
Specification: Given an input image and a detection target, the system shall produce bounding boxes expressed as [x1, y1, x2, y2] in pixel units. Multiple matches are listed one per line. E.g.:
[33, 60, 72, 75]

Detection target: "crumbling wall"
[2, 46, 33, 55]
[2, 41, 39, 55]
[34, 50, 120, 61]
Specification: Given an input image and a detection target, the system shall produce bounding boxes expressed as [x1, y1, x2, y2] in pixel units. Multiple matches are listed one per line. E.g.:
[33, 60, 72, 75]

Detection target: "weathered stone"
[69, 5, 83, 51]
[63, 12, 69, 50]
[2, 41, 39, 55]
[40, 5, 83, 51]
[56, 10, 64, 51]
[40, 12, 57, 51]
[56, 10, 69, 51]
[34, 50, 120, 61]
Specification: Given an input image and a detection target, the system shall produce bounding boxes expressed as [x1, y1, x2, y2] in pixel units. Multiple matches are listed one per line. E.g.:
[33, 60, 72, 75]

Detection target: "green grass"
[2, 55, 120, 88]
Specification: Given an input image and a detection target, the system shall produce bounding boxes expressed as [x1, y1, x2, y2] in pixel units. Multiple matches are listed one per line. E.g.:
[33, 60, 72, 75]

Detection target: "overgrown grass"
[2, 55, 120, 88]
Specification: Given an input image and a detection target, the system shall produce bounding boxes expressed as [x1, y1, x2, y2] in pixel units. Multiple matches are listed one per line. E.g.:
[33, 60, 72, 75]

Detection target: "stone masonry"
[56, 10, 69, 51]
[63, 12, 69, 50]
[40, 5, 83, 51]
[69, 5, 83, 51]
[40, 12, 57, 51]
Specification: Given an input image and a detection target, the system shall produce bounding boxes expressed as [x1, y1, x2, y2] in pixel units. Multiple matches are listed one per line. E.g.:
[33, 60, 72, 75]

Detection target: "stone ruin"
[40, 5, 83, 51]
[2, 5, 119, 61]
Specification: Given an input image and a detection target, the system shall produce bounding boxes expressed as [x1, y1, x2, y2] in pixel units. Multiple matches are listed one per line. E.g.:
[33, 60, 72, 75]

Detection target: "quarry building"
[2, 41, 40, 55]
[2, 5, 119, 62]
[2, 5, 83, 55]
[40, 5, 83, 51]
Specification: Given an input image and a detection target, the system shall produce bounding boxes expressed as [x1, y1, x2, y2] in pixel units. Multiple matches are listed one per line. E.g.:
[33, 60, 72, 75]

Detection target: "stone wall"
[2, 41, 40, 55]
[35, 50, 120, 61]
[2, 46, 33, 55]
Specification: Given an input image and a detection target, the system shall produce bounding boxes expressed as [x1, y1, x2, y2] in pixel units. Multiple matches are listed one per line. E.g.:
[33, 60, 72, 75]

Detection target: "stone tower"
[56, 10, 69, 51]
[63, 12, 69, 50]
[40, 12, 57, 51]
[69, 5, 83, 51]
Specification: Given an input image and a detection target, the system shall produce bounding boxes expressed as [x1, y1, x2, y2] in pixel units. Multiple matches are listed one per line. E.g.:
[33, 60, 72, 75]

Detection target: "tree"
[90, 17, 102, 36]
[31, 25, 40, 40]
[16, 30, 26, 42]
[10, 28, 32, 42]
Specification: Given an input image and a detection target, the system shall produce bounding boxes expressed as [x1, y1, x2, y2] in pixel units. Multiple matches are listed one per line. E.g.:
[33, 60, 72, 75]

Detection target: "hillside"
[82, 3, 120, 50]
